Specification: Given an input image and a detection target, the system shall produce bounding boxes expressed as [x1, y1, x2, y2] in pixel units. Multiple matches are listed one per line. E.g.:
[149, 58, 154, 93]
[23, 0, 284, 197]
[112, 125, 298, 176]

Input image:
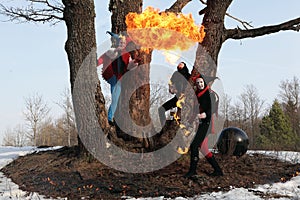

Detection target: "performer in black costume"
[158, 62, 191, 127]
[184, 74, 223, 178]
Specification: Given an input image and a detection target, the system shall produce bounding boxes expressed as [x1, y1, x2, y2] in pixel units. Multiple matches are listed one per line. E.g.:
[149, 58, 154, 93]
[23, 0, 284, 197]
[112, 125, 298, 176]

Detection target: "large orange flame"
[125, 7, 205, 51]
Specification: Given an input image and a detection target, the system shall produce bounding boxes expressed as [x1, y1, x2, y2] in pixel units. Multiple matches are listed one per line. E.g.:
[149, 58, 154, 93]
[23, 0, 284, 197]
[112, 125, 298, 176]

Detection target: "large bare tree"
[0, 0, 109, 155]
[1, 0, 299, 152]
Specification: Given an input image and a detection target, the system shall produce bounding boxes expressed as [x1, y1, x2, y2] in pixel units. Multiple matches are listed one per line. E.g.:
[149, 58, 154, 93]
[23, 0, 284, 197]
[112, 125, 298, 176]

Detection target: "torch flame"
[125, 7, 205, 51]
[176, 94, 186, 108]
[184, 130, 191, 136]
[177, 147, 189, 154]
[179, 124, 186, 129]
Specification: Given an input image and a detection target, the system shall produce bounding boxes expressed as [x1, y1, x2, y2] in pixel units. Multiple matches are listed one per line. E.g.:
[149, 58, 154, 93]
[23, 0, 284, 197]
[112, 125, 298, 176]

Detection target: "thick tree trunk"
[115, 50, 153, 149]
[109, 0, 142, 34]
[193, 0, 233, 77]
[109, 0, 155, 150]
[63, 0, 109, 156]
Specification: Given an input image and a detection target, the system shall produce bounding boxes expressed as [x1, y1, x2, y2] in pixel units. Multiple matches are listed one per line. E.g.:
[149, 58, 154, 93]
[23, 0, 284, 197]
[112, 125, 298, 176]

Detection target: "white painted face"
[177, 62, 184, 70]
[196, 78, 205, 90]
[118, 39, 126, 50]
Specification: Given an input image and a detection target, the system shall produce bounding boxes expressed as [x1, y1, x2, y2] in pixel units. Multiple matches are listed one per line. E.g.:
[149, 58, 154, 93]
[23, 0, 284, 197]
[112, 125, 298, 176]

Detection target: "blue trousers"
[107, 75, 121, 122]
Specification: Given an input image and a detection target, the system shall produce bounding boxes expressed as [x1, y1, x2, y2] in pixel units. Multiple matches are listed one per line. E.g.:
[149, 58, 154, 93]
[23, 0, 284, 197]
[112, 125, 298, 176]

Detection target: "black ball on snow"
[217, 127, 249, 157]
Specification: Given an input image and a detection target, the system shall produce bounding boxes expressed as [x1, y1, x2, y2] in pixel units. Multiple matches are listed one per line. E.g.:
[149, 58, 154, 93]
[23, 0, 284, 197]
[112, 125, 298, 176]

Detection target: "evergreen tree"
[258, 100, 299, 150]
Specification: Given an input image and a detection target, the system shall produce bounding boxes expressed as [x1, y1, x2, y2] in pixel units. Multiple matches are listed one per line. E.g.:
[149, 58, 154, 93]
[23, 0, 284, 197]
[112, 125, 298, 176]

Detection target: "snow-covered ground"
[0, 146, 299, 200]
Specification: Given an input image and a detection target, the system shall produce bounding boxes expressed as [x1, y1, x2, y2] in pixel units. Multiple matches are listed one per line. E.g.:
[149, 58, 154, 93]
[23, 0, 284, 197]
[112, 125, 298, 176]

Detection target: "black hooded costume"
[158, 62, 191, 127]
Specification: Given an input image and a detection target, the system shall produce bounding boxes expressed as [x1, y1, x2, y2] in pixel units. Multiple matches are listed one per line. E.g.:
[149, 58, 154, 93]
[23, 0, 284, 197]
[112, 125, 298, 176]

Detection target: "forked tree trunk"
[108, 0, 232, 150]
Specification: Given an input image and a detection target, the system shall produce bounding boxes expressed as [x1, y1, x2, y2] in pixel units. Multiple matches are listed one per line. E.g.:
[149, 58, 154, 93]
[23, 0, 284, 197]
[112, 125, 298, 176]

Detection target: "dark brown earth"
[1, 145, 299, 200]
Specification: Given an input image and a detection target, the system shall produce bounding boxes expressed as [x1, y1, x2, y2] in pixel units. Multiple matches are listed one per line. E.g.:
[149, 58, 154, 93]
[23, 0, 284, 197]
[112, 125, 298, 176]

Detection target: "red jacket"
[98, 50, 130, 81]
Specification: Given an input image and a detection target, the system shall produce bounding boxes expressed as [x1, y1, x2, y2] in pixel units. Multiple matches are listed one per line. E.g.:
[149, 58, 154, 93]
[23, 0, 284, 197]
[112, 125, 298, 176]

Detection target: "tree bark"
[165, 0, 192, 13]
[193, 0, 233, 77]
[109, 0, 143, 33]
[109, 0, 156, 150]
[63, 0, 109, 156]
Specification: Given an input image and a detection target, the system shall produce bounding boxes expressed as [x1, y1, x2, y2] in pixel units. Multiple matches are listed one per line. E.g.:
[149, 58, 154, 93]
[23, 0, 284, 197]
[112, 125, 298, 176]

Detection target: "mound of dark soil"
[1, 146, 299, 199]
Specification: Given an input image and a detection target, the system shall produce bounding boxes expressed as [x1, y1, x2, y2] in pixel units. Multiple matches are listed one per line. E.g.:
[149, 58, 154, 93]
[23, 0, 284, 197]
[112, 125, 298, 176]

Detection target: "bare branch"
[199, 0, 207, 5]
[198, 1, 253, 29]
[225, 12, 254, 29]
[0, 0, 64, 24]
[164, 0, 252, 35]
[165, 0, 192, 13]
[31, 0, 64, 13]
[225, 17, 300, 40]
[198, 0, 207, 15]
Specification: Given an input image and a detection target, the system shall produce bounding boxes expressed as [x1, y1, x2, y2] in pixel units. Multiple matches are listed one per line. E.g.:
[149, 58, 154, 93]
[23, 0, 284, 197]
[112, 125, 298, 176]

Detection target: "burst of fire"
[125, 7, 205, 51]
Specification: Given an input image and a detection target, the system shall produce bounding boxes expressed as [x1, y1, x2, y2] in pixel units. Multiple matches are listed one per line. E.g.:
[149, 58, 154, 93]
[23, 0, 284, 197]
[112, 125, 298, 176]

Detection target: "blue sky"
[0, 0, 299, 143]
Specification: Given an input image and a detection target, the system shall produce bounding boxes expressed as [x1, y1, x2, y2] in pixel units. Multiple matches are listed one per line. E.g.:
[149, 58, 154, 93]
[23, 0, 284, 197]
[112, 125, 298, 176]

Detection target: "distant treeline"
[3, 76, 300, 151]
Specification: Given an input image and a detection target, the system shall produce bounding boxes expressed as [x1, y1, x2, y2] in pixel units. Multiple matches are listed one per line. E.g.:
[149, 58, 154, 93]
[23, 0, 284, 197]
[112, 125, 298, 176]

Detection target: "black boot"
[206, 156, 223, 176]
[184, 156, 198, 178]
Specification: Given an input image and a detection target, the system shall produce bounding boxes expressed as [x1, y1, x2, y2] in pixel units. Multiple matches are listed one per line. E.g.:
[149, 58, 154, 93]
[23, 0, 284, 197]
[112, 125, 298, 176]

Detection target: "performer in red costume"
[97, 32, 138, 125]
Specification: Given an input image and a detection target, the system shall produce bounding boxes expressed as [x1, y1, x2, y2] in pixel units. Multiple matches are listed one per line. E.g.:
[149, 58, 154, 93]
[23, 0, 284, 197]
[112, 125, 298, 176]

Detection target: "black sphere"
[217, 127, 249, 157]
